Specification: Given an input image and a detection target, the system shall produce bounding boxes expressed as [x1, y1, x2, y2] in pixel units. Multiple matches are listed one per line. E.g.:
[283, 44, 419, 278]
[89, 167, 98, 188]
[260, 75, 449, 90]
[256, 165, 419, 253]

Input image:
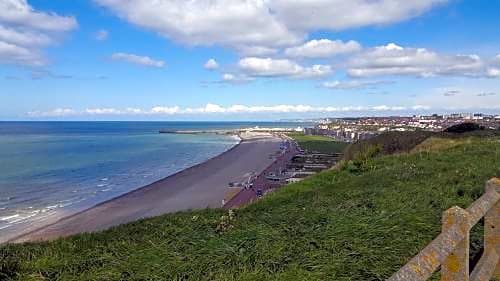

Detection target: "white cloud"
[222, 73, 235, 81]
[27, 103, 433, 117]
[219, 73, 254, 84]
[347, 43, 486, 78]
[486, 55, 500, 77]
[83, 108, 147, 115]
[238, 57, 332, 79]
[322, 80, 394, 90]
[411, 105, 431, 110]
[95, 0, 302, 49]
[27, 108, 76, 117]
[239, 57, 300, 77]
[295, 65, 333, 79]
[204, 58, 219, 70]
[0, 0, 77, 31]
[151, 106, 181, 114]
[85, 108, 121, 115]
[0, 40, 46, 66]
[487, 68, 500, 78]
[95, 0, 445, 50]
[0, 25, 52, 47]
[0, 0, 78, 66]
[110, 52, 165, 68]
[269, 0, 447, 31]
[494, 54, 500, 64]
[284, 39, 361, 58]
[94, 29, 109, 41]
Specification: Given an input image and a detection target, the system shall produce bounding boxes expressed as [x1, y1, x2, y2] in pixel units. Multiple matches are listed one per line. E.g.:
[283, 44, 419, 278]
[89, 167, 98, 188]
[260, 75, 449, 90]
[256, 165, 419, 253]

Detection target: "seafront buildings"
[305, 113, 500, 142]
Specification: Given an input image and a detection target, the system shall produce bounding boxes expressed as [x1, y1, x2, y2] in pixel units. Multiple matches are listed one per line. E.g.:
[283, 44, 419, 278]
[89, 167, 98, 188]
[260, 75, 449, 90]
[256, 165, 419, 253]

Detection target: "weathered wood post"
[441, 206, 470, 281]
[485, 178, 500, 277]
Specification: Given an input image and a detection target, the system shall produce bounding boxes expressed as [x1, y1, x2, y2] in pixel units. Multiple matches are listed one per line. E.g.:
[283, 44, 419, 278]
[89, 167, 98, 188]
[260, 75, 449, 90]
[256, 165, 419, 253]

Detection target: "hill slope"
[1, 136, 499, 280]
[287, 133, 348, 154]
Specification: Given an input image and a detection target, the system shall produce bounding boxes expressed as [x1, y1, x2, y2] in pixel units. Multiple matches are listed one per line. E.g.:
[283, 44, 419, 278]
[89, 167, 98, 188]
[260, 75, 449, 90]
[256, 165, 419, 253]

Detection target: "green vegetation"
[1, 136, 499, 280]
[343, 131, 434, 161]
[342, 129, 500, 161]
[287, 133, 348, 154]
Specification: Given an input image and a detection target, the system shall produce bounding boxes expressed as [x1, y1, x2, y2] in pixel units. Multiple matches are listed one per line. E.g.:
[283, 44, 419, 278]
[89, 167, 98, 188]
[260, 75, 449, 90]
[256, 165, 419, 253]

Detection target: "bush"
[343, 131, 433, 161]
[444, 122, 482, 133]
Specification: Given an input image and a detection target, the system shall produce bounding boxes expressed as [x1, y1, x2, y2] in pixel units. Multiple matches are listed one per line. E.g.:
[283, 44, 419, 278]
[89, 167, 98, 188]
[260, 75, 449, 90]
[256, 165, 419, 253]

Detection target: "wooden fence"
[388, 178, 500, 281]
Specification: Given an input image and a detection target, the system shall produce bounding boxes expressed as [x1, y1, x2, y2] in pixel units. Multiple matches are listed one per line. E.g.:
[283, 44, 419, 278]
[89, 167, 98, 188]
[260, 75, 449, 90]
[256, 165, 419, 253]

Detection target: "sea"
[0, 121, 305, 242]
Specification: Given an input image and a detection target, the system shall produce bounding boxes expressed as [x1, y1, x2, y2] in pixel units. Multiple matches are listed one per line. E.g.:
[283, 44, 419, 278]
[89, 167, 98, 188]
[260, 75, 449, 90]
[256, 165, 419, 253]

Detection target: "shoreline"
[10, 132, 282, 243]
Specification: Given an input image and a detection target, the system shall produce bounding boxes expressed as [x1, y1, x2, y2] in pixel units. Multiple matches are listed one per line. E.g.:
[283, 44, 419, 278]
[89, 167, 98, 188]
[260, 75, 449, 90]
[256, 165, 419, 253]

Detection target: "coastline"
[10, 132, 282, 243]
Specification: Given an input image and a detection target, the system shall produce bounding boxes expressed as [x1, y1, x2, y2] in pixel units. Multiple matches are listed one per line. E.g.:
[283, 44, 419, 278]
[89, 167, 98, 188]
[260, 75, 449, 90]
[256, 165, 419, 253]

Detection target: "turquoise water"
[0, 122, 303, 241]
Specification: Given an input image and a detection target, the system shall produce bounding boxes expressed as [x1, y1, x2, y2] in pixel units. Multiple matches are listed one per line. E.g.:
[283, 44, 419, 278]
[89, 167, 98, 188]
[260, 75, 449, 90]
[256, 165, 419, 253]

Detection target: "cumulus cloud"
[284, 39, 361, 58]
[95, 0, 302, 50]
[0, 0, 78, 66]
[94, 0, 445, 50]
[27, 103, 433, 117]
[0, 0, 77, 31]
[238, 57, 332, 79]
[494, 54, 500, 64]
[486, 68, 500, 78]
[0, 25, 52, 47]
[347, 43, 486, 78]
[226, 43, 499, 83]
[94, 29, 109, 41]
[204, 58, 219, 70]
[321, 80, 394, 90]
[0, 40, 46, 66]
[269, 0, 447, 31]
[110, 52, 165, 68]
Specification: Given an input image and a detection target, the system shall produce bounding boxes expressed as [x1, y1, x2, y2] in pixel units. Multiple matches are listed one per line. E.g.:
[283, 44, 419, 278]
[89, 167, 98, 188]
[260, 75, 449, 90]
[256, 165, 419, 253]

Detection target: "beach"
[12, 132, 283, 243]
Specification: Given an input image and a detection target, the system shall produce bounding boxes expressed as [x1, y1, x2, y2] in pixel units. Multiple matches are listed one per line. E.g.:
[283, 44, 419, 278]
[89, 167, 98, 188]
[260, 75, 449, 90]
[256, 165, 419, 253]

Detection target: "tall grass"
[1, 136, 499, 280]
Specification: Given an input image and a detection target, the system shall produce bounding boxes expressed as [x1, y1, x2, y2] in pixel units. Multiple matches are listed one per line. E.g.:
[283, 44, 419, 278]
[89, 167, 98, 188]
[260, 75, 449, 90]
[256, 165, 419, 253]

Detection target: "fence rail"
[388, 178, 500, 281]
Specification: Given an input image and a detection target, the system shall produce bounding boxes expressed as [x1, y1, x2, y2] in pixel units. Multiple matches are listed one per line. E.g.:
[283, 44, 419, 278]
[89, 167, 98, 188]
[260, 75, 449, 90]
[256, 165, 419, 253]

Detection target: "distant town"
[305, 113, 500, 142]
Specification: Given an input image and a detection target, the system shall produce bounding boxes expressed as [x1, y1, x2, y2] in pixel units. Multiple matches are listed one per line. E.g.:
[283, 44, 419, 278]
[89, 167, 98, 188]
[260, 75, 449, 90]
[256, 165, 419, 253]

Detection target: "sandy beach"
[12, 132, 283, 243]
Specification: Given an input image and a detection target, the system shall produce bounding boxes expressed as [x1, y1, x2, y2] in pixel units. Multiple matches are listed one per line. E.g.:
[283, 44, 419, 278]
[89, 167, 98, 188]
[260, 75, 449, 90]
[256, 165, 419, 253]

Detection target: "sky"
[1, 0, 500, 121]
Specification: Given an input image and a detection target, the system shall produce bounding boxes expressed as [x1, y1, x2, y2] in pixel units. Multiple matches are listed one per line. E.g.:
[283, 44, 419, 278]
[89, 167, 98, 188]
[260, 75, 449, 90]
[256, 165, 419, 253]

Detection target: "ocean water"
[0, 121, 303, 241]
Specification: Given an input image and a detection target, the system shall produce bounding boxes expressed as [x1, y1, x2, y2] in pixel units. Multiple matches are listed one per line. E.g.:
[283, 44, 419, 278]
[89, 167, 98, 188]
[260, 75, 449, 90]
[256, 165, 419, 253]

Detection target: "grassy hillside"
[343, 129, 500, 161]
[1, 136, 499, 281]
[287, 133, 348, 154]
[342, 131, 434, 161]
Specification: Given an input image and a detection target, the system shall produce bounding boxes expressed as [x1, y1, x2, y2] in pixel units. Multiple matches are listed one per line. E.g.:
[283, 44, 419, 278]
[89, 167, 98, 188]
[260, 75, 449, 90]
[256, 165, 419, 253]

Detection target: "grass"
[1, 136, 499, 280]
[287, 133, 348, 154]
[343, 131, 435, 161]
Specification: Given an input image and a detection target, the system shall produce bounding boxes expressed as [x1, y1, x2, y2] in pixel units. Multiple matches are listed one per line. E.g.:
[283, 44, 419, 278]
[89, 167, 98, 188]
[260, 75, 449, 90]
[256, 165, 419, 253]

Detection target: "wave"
[0, 131, 240, 240]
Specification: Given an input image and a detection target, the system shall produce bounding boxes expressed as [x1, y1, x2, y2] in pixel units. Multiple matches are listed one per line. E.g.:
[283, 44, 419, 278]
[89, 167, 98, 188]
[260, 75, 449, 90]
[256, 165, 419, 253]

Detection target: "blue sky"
[1, 0, 499, 120]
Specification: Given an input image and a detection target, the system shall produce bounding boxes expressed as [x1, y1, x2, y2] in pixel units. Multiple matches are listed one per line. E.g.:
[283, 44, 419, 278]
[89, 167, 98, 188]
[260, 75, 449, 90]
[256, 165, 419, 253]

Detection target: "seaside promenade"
[224, 136, 300, 208]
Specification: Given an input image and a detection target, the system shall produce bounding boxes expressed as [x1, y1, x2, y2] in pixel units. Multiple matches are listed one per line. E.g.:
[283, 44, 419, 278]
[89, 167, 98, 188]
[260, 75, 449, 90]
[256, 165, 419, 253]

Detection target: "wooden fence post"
[485, 178, 500, 278]
[441, 206, 470, 281]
